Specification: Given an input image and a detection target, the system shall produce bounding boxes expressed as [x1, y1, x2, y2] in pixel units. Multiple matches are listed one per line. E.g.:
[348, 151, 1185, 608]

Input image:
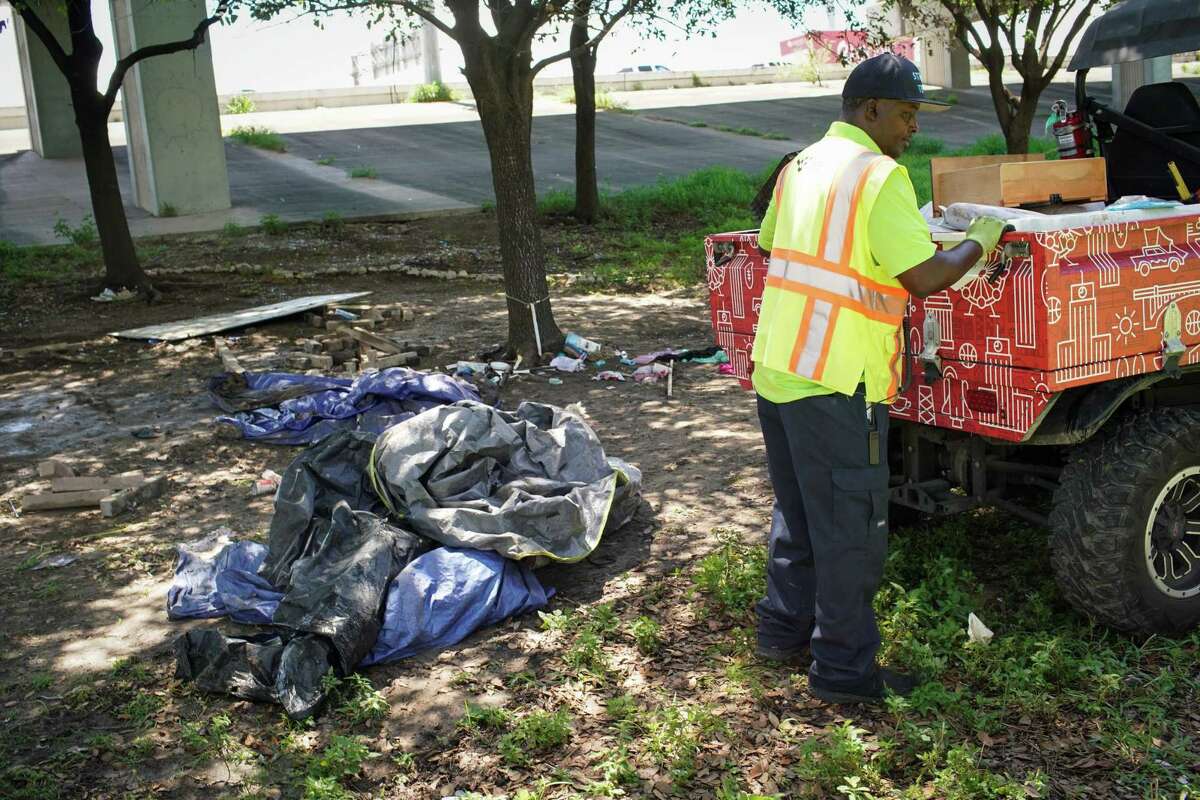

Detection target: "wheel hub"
[1145, 468, 1200, 599]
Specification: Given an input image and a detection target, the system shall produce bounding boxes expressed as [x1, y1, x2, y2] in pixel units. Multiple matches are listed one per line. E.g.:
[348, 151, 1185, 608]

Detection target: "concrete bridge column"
[13, 2, 83, 158]
[920, 37, 971, 90]
[109, 0, 230, 216]
[1110, 56, 1173, 111]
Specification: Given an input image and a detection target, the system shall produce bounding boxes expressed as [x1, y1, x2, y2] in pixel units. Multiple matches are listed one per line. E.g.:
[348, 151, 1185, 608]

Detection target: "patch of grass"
[259, 213, 287, 235]
[225, 94, 256, 114]
[348, 165, 377, 179]
[586, 744, 639, 795]
[326, 672, 387, 725]
[640, 702, 726, 787]
[180, 712, 250, 765]
[497, 709, 572, 766]
[316, 155, 335, 166]
[559, 88, 628, 111]
[691, 72, 707, 88]
[408, 81, 456, 102]
[320, 211, 346, 237]
[28, 673, 53, 692]
[222, 221, 247, 237]
[692, 528, 766, 620]
[229, 125, 286, 152]
[458, 701, 512, 733]
[159, 203, 178, 218]
[713, 123, 789, 140]
[688, 120, 708, 128]
[0, 765, 60, 800]
[52, 215, 97, 247]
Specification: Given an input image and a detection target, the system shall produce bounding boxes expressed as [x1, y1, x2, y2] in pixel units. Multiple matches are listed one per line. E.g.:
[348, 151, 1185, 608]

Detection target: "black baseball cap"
[842, 52, 950, 112]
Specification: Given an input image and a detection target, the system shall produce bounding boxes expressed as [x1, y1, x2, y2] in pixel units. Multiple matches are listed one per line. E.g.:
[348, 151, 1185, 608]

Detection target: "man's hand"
[963, 216, 1008, 258]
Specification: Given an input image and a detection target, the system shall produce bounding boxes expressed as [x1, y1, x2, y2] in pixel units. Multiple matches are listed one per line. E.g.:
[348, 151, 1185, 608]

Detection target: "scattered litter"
[548, 377, 563, 385]
[454, 361, 489, 377]
[91, 287, 137, 303]
[328, 308, 358, 321]
[564, 332, 602, 354]
[131, 425, 163, 439]
[22, 462, 164, 515]
[593, 359, 607, 368]
[593, 371, 626, 382]
[250, 469, 282, 497]
[633, 363, 671, 383]
[967, 612, 994, 645]
[550, 354, 586, 372]
[489, 361, 512, 373]
[718, 362, 736, 375]
[32, 554, 77, 570]
[1107, 195, 1182, 211]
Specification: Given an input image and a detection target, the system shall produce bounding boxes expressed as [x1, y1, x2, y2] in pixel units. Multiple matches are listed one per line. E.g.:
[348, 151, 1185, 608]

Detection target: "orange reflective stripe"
[770, 247, 908, 299]
[765, 275, 905, 326]
[840, 156, 883, 267]
[811, 304, 840, 381]
[815, 159, 848, 261]
[885, 328, 902, 398]
[789, 297, 816, 373]
[774, 163, 789, 208]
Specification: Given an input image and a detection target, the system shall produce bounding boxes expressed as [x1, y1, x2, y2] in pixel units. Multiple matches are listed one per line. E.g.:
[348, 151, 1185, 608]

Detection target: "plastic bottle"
[564, 332, 601, 354]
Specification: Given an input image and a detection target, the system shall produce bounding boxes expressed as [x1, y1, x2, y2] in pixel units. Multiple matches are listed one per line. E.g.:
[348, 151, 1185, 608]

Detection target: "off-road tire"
[1049, 407, 1200, 634]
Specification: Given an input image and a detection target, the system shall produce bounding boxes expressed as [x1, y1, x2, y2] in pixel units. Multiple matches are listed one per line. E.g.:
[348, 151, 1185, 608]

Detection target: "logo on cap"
[912, 71, 925, 94]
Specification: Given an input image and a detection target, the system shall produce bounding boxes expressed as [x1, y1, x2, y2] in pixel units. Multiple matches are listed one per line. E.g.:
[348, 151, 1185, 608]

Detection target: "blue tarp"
[209, 368, 479, 445]
[167, 539, 550, 668]
[363, 547, 553, 666]
[167, 538, 282, 625]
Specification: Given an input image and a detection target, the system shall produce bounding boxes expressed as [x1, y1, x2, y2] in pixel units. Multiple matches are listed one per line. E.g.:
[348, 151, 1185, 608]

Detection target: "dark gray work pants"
[755, 389, 890, 690]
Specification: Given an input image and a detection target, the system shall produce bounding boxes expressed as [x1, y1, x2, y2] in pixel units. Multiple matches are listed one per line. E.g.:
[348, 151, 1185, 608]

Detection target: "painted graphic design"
[706, 213, 1200, 441]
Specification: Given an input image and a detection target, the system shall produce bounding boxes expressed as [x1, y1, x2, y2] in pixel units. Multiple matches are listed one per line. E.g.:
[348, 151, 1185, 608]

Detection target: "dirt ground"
[0, 217, 783, 797]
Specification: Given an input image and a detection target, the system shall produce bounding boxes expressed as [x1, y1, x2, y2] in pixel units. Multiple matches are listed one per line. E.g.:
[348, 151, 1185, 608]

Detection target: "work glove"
[963, 215, 1008, 255]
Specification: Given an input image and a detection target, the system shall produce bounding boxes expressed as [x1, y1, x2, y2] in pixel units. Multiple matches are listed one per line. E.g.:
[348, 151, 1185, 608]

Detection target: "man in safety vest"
[751, 52, 1007, 704]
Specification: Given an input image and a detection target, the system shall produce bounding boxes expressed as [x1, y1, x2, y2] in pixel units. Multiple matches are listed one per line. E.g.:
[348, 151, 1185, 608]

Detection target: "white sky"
[0, 2, 852, 106]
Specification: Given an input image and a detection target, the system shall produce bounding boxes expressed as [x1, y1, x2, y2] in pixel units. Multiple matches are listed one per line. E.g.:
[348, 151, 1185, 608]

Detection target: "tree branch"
[1043, 0, 1096, 82]
[530, 0, 636, 75]
[102, 0, 230, 112]
[12, 2, 73, 76]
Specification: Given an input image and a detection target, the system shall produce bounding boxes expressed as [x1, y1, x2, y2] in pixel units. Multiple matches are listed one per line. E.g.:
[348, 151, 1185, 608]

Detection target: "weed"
[691, 72, 707, 88]
[565, 629, 608, 675]
[642, 702, 726, 786]
[586, 744, 639, 795]
[29, 673, 53, 691]
[688, 120, 709, 128]
[222, 221, 247, 237]
[538, 607, 581, 632]
[458, 701, 512, 733]
[319, 211, 346, 237]
[630, 615, 661, 654]
[794, 721, 877, 797]
[693, 528, 766, 619]
[605, 693, 638, 723]
[560, 88, 628, 111]
[449, 671, 476, 688]
[0, 765, 60, 800]
[348, 165, 377, 179]
[497, 709, 571, 766]
[309, 734, 369, 781]
[713, 123, 788, 140]
[225, 94, 256, 114]
[159, 203, 178, 218]
[229, 126, 287, 152]
[507, 670, 538, 690]
[391, 751, 416, 773]
[717, 773, 780, 799]
[316, 155, 335, 166]
[52, 215, 97, 246]
[408, 81, 456, 102]
[180, 712, 249, 764]
[259, 213, 287, 235]
[333, 672, 388, 724]
[302, 776, 350, 800]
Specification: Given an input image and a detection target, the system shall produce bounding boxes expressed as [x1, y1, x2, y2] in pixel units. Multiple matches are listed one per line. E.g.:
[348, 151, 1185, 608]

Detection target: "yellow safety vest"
[751, 137, 909, 403]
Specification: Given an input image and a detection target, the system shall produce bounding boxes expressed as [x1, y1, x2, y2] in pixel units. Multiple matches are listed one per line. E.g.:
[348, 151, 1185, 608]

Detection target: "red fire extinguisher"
[1048, 100, 1093, 159]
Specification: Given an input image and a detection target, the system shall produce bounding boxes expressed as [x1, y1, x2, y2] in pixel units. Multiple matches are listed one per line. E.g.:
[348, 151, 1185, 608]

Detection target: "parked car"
[618, 65, 671, 73]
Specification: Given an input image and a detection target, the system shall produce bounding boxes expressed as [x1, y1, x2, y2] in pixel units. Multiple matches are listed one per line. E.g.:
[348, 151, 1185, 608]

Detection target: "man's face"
[865, 99, 920, 158]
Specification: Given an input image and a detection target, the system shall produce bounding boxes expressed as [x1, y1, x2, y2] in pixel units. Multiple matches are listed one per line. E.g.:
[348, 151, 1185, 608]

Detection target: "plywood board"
[930, 153, 1045, 212]
[937, 157, 1107, 208]
[110, 292, 371, 341]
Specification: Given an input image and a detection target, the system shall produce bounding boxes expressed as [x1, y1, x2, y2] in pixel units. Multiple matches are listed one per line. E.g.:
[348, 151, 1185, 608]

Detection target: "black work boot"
[809, 668, 918, 705]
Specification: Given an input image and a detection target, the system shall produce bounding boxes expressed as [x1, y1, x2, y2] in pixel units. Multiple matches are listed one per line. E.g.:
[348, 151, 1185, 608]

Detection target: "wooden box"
[934, 156, 1107, 209]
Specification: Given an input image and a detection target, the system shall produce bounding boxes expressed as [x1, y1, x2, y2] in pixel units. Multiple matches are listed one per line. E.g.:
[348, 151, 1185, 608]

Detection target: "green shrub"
[320, 211, 346, 237]
[408, 81, 456, 102]
[52, 215, 97, 246]
[259, 213, 287, 235]
[693, 529, 766, 619]
[229, 125, 286, 152]
[497, 709, 572, 766]
[224, 94, 256, 114]
[348, 165, 377, 179]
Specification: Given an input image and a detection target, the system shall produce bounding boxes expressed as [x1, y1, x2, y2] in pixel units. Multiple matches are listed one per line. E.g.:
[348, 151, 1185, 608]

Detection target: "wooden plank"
[936, 163, 1007, 207]
[998, 157, 1108, 207]
[325, 318, 375, 332]
[344, 326, 407, 355]
[52, 472, 144, 493]
[23, 489, 110, 511]
[101, 476, 165, 518]
[37, 459, 75, 478]
[930, 153, 1045, 212]
[110, 292, 370, 341]
[214, 337, 243, 374]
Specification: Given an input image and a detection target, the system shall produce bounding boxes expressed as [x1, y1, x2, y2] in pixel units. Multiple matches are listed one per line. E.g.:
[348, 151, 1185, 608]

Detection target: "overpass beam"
[13, 3, 83, 158]
[108, 0, 230, 215]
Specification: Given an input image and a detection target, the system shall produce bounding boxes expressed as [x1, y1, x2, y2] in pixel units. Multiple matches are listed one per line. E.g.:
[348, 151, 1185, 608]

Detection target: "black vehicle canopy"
[1070, 0, 1200, 70]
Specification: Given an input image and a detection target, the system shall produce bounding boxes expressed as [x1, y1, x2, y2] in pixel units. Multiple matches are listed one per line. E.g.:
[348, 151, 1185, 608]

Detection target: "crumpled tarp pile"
[209, 368, 479, 445]
[370, 401, 642, 562]
[170, 401, 638, 719]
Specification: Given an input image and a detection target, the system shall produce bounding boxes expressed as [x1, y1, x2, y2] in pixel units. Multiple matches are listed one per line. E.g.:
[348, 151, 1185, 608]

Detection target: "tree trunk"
[1001, 82, 1044, 155]
[74, 98, 153, 294]
[570, 1, 600, 224]
[463, 47, 564, 362]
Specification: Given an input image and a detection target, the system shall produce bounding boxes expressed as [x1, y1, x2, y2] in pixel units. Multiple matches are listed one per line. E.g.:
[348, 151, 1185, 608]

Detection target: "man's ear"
[863, 98, 879, 122]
